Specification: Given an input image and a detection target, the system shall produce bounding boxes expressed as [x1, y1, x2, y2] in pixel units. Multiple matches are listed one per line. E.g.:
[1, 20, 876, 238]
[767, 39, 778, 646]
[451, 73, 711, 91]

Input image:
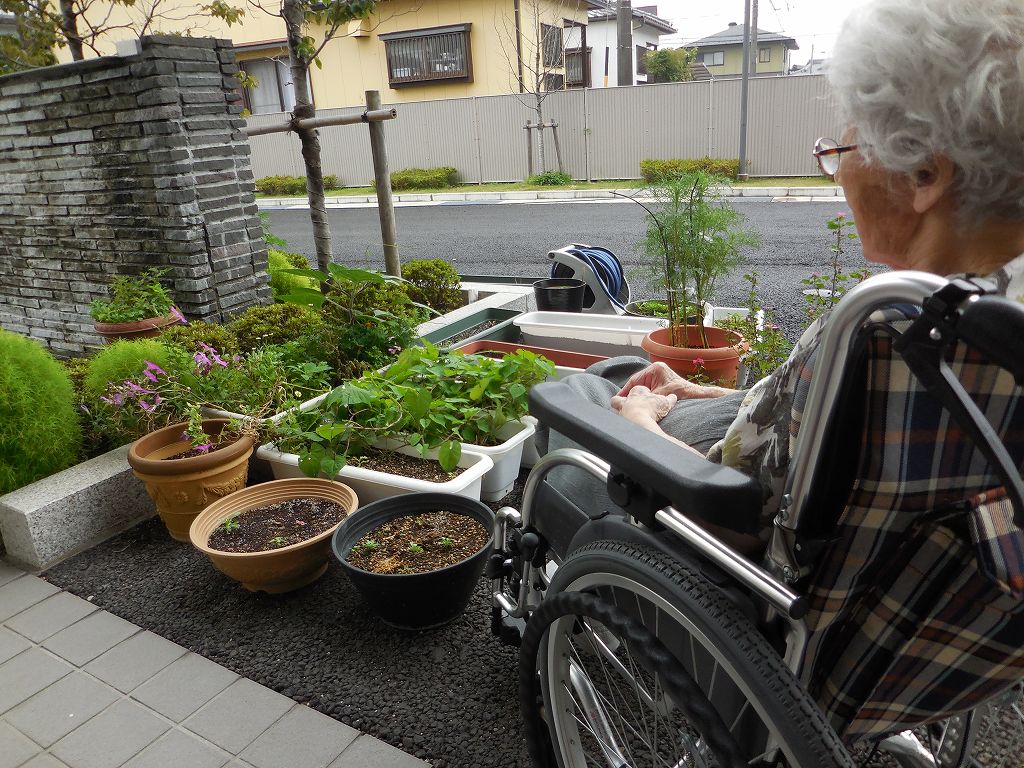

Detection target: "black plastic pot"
[533, 278, 586, 312]
[331, 493, 495, 630]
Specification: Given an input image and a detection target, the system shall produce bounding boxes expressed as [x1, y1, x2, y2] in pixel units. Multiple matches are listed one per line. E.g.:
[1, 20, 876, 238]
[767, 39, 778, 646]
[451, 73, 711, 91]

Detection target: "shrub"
[390, 167, 459, 191]
[229, 303, 322, 352]
[162, 321, 240, 357]
[640, 157, 741, 182]
[255, 175, 340, 196]
[526, 170, 573, 186]
[401, 259, 463, 315]
[84, 339, 174, 400]
[267, 249, 316, 301]
[89, 268, 175, 323]
[62, 356, 91, 400]
[0, 331, 83, 494]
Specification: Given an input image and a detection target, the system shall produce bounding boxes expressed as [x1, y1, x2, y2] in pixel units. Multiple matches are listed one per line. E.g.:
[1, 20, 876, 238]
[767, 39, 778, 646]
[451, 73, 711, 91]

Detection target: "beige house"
[689, 22, 797, 77]
[59, 0, 596, 112]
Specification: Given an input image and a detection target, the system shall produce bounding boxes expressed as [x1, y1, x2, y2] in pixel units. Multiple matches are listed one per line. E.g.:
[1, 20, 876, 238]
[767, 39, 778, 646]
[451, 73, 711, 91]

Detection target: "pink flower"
[692, 357, 706, 366]
[193, 444, 212, 453]
[836, 212, 846, 219]
[143, 370, 158, 383]
[194, 351, 212, 372]
[124, 380, 154, 395]
[198, 343, 228, 367]
[139, 400, 154, 412]
[145, 361, 166, 376]
[111, 392, 124, 407]
[100, 396, 112, 405]
[170, 306, 187, 325]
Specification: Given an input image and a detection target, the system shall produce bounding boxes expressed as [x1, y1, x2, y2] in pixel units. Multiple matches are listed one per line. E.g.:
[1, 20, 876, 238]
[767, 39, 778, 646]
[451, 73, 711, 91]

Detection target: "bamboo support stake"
[366, 90, 401, 277]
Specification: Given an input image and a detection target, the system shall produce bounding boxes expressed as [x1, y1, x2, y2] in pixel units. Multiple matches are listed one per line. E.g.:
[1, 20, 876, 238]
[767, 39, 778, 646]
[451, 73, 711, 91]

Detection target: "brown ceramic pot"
[127, 419, 256, 542]
[190, 479, 359, 593]
[640, 325, 746, 385]
[94, 314, 179, 342]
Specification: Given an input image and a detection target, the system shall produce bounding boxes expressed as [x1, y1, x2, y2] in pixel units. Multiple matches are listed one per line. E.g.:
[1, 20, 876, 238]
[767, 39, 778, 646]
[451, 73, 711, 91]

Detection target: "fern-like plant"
[0, 331, 83, 494]
[84, 339, 173, 399]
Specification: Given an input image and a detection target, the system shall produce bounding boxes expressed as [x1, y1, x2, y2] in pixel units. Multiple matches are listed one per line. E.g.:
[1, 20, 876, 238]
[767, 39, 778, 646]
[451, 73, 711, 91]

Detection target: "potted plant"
[189, 478, 358, 593]
[331, 492, 494, 629]
[90, 268, 184, 342]
[715, 271, 793, 388]
[632, 172, 760, 384]
[127, 410, 256, 541]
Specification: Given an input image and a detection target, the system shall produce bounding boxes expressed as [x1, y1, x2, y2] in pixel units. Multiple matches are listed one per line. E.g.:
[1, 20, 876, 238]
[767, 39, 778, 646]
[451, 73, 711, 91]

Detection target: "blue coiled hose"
[550, 246, 628, 311]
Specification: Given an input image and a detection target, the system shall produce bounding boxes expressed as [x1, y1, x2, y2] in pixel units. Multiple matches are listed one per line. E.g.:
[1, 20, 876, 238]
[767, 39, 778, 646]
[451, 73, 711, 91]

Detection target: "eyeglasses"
[813, 137, 859, 179]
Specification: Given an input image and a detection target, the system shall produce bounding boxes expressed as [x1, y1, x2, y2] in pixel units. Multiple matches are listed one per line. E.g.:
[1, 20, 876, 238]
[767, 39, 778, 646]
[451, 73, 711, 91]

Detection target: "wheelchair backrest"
[790, 288, 1024, 742]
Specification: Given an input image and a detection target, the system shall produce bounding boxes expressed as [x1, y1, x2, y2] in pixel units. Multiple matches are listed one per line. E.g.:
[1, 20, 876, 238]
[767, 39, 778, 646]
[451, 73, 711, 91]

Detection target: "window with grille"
[565, 47, 591, 88]
[542, 23, 563, 67]
[380, 24, 472, 86]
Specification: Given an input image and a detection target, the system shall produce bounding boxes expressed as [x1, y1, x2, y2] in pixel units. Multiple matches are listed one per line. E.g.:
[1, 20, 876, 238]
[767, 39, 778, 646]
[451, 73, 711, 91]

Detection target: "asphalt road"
[264, 199, 874, 339]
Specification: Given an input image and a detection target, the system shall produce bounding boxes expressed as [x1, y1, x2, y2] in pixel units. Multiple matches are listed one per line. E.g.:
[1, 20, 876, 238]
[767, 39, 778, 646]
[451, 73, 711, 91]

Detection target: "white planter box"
[255, 442, 493, 505]
[463, 420, 535, 501]
[513, 311, 667, 358]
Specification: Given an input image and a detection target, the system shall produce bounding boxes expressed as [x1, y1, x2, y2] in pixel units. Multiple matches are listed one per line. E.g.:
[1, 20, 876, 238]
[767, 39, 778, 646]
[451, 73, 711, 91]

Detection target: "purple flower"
[100, 395, 113, 405]
[144, 361, 166, 376]
[124, 380, 155, 395]
[139, 400, 154, 413]
[193, 444, 212, 453]
[143, 370, 158, 383]
[199, 342, 228, 367]
[194, 351, 212, 372]
[111, 392, 124, 407]
[170, 306, 187, 325]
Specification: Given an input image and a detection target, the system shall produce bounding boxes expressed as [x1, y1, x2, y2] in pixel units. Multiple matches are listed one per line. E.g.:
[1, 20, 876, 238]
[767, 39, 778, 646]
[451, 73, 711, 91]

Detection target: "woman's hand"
[616, 362, 733, 400]
[610, 385, 677, 425]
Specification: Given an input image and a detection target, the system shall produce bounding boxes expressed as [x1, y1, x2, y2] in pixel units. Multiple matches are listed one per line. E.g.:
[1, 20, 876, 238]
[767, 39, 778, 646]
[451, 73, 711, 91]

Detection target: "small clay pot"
[128, 419, 256, 542]
[94, 314, 179, 342]
[641, 325, 746, 385]
[190, 478, 359, 593]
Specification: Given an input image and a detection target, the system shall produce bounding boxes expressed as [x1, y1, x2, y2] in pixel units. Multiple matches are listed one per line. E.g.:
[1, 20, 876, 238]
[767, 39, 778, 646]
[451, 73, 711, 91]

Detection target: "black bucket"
[533, 278, 586, 312]
[331, 493, 495, 630]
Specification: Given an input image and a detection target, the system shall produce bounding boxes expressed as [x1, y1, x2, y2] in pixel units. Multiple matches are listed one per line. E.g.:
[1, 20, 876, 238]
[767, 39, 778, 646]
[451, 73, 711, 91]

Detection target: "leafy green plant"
[229, 303, 322, 352]
[716, 272, 793, 385]
[359, 539, 380, 553]
[268, 250, 316, 301]
[640, 158, 740, 183]
[526, 170, 572, 186]
[631, 300, 670, 318]
[401, 259, 463, 315]
[259, 211, 287, 248]
[634, 171, 760, 348]
[407, 542, 424, 554]
[255, 174, 339, 196]
[83, 339, 174, 399]
[0, 331, 83, 494]
[390, 167, 459, 191]
[644, 47, 697, 83]
[89, 268, 178, 324]
[220, 515, 240, 534]
[162, 321, 240, 358]
[802, 213, 869, 322]
[439, 536, 454, 549]
[270, 536, 288, 547]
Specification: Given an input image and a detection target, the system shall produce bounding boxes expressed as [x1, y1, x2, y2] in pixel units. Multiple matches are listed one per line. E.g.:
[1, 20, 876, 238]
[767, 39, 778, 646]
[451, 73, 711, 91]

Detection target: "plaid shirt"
[710, 254, 1024, 742]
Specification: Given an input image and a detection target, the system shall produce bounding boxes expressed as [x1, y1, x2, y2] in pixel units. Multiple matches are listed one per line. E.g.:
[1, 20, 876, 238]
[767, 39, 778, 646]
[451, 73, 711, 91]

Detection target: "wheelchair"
[488, 271, 1024, 768]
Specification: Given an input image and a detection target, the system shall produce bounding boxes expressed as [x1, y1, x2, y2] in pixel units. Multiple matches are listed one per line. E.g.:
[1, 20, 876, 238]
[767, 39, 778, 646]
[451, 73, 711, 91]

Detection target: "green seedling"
[269, 536, 288, 548]
[439, 537, 455, 549]
[407, 542, 424, 555]
[360, 539, 380, 553]
[220, 516, 240, 534]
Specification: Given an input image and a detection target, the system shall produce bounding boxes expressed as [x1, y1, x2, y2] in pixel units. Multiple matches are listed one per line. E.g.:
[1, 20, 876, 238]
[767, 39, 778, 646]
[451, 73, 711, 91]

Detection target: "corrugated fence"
[245, 74, 842, 183]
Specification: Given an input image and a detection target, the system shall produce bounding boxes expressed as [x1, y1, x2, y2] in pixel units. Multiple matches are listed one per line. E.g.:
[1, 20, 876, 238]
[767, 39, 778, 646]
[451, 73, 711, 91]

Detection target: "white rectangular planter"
[463, 420, 535, 502]
[255, 442, 493, 505]
[513, 312, 666, 358]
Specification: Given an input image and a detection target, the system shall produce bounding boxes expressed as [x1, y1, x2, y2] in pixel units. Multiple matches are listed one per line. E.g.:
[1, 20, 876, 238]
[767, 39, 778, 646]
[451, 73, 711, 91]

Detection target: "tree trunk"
[59, 0, 84, 61]
[283, 0, 333, 273]
[535, 99, 546, 173]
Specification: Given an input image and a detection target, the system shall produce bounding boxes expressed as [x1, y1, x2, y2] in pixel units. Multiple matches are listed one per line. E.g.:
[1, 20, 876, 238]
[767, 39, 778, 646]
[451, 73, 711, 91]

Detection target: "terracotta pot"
[190, 478, 358, 593]
[127, 419, 256, 542]
[641, 325, 746, 385]
[94, 314, 179, 342]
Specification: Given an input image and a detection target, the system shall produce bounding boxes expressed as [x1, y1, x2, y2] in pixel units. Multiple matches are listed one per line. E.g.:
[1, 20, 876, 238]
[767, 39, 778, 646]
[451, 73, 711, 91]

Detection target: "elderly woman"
[541, 0, 1024, 550]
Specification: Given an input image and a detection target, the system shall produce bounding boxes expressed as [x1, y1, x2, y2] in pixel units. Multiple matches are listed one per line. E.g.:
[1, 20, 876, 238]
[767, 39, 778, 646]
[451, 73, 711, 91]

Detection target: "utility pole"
[738, 0, 751, 181]
[616, 0, 632, 87]
[749, 0, 759, 74]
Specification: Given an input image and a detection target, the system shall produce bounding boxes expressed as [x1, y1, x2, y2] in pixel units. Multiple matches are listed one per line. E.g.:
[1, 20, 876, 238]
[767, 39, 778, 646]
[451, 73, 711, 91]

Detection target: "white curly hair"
[828, 0, 1024, 223]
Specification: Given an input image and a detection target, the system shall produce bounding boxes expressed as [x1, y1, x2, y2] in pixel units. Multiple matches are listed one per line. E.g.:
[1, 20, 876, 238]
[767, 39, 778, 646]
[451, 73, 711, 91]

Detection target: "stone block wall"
[0, 35, 270, 356]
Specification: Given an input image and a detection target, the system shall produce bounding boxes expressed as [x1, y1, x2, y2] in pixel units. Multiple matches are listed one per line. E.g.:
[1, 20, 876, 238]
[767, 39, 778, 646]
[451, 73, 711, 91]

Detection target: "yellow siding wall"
[56, 0, 588, 108]
[701, 42, 789, 76]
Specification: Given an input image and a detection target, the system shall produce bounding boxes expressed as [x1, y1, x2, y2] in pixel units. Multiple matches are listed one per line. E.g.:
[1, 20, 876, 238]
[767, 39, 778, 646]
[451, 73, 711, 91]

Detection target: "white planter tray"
[464, 420, 535, 502]
[256, 442, 493, 505]
[513, 311, 667, 358]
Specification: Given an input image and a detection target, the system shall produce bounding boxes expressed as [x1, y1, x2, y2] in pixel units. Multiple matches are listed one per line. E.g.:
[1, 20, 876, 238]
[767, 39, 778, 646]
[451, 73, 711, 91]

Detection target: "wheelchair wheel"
[521, 540, 855, 768]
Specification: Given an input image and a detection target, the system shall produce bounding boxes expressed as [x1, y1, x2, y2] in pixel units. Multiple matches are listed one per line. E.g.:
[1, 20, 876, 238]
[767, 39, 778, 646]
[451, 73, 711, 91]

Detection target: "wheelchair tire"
[524, 539, 855, 768]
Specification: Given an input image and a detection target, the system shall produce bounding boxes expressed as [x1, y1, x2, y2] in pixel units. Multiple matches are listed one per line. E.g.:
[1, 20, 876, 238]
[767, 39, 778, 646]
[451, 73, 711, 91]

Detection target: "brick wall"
[0, 35, 271, 356]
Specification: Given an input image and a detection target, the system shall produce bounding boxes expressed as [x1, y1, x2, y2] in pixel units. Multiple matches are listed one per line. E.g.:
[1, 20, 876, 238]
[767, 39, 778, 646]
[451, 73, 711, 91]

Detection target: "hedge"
[640, 158, 741, 182]
[390, 167, 459, 191]
[255, 175, 340, 196]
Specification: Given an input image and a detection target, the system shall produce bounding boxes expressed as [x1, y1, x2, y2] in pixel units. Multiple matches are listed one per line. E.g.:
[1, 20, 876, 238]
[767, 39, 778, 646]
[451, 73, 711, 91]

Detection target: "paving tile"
[0, 560, 22, 588]
[123, 728, 228, 768]
[240, 707, 357, 768]
[0, 576, 60, 622]
[132, 653, 238, 723]
[6, 671, 120, 747]
[51, 699, 169, 768]
[328, 735, 429, 768]
[0, 721, 40, 768]
[42, 611, 138, 667]
[184, 678, 294, 754]
[20, 756, 71, 768]
[0, 647, 74, 715]
[85, 631, 186, 694]
[5, 592, 98, 643]
[0, 626, 31, 665]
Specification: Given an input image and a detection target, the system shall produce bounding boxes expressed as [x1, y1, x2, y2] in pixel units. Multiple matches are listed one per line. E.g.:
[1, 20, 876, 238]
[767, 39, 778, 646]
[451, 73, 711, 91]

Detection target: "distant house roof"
[690, 23, 798, 50]
[790, 57, 829, 74]
[587, 1, 677, 35]
[689, 61, 712, 81]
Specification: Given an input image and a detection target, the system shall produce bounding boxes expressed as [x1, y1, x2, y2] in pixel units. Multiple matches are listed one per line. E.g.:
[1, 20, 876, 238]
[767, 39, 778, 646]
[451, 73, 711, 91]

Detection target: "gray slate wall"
[0, 35, 270, 356]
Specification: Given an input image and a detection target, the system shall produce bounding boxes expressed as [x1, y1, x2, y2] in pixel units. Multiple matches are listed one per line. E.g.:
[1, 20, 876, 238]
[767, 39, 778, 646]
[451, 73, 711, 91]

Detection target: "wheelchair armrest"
[529, 381, 763, 534]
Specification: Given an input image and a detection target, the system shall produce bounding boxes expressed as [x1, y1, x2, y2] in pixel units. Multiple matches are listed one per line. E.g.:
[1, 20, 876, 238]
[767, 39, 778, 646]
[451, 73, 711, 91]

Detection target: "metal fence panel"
[246, 75, 841, 183]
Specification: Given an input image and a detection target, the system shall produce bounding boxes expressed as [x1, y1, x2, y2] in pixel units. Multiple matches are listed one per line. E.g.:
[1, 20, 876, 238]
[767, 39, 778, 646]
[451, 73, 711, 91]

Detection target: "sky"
[647, 0, 875, 67]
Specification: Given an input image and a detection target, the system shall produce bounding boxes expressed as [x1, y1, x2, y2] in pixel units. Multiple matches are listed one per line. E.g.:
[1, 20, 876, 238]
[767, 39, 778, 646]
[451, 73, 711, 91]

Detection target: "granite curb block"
[0, 445, 154, 572]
